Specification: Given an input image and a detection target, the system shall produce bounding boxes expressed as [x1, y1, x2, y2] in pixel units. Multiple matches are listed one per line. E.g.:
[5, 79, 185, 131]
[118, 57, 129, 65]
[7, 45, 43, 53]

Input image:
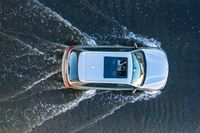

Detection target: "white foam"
[85, 38, 97, 46]
[24, 70, 60, 91]
[26, 90, 96, 133]
[15, 38, 45, 55]
[80, 1, 161, 48]
[1, 32, 45, 55]
[0, 70, 60, 102]
[123, 31, 161, 48]
[73, 91, 161, 133]
[32, 0, 100, 45]
[32, 0, 72, 27]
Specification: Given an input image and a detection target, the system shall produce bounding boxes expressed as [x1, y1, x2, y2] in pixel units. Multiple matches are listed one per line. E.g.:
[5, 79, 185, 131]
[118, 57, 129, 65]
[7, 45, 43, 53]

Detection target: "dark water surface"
[0, 0, 200, 133]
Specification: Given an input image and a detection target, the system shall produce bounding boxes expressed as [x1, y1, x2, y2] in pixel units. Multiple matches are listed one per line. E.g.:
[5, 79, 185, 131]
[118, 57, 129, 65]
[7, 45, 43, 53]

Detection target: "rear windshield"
[104, 57, 128, 78]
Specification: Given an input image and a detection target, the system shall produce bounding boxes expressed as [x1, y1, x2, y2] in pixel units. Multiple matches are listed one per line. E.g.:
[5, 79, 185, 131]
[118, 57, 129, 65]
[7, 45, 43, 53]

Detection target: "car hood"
[141, 49, 169, 90]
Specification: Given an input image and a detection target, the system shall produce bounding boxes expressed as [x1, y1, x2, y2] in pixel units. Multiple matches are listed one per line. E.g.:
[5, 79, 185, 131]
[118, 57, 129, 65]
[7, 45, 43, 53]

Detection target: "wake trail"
[26, 90, 96, 133]
[73, 91, 161, 133]
[0, 70, 60, 103]
[83, 0, 161, 47]
[0, 1, 163, 133]
[33, 0, 96, 45]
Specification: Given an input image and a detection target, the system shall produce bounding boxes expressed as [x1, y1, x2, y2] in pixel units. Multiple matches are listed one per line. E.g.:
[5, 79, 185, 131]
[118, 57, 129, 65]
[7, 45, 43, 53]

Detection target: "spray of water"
[73, 91, 161, 133]
[26, 90, 96, 133]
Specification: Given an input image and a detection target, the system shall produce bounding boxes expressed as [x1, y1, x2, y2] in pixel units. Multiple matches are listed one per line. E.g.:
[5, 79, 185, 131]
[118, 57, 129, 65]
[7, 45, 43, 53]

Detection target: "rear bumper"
[62, 47, 73, 87]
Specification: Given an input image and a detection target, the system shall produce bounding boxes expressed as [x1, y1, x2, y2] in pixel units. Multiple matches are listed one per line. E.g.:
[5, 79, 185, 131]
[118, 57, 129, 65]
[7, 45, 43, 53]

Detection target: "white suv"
[62, 46, 168, 91]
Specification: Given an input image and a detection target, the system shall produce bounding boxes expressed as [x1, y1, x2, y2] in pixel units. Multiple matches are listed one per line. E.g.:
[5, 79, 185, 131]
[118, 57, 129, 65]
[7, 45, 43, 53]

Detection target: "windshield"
[131, 51, 145, 87]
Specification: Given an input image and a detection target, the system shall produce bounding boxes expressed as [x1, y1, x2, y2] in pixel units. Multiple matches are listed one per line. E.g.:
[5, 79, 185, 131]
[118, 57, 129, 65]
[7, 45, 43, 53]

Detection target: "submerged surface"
[0, 0, 200, 133]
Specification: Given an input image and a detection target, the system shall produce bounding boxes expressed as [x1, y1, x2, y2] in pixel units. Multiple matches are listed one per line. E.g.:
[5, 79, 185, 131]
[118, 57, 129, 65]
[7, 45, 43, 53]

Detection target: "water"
[0, 0, 200, 133]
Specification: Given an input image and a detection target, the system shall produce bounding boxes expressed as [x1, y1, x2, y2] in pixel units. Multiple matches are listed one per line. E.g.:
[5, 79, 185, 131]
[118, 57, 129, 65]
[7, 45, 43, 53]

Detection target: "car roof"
[78, 51, 133, 84]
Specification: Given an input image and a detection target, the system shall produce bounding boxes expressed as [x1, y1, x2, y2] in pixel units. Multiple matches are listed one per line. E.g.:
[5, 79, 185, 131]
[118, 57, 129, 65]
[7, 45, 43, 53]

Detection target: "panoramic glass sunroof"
[104, 57, 128, 78]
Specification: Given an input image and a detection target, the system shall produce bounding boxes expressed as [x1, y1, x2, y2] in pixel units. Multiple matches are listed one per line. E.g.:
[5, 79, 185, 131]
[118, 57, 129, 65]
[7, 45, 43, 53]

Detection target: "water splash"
[22, 70, 60, 93]
[0, 70, 60, 102]
[92, 30, 161, 47]
[80, 0, 161, 47]
[15, 37, 45, 55]
[73, 90, 161, 133]
[84, 37, 97, 46]
[122, 30, 161, 48]
[26, 90, 96, 133]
